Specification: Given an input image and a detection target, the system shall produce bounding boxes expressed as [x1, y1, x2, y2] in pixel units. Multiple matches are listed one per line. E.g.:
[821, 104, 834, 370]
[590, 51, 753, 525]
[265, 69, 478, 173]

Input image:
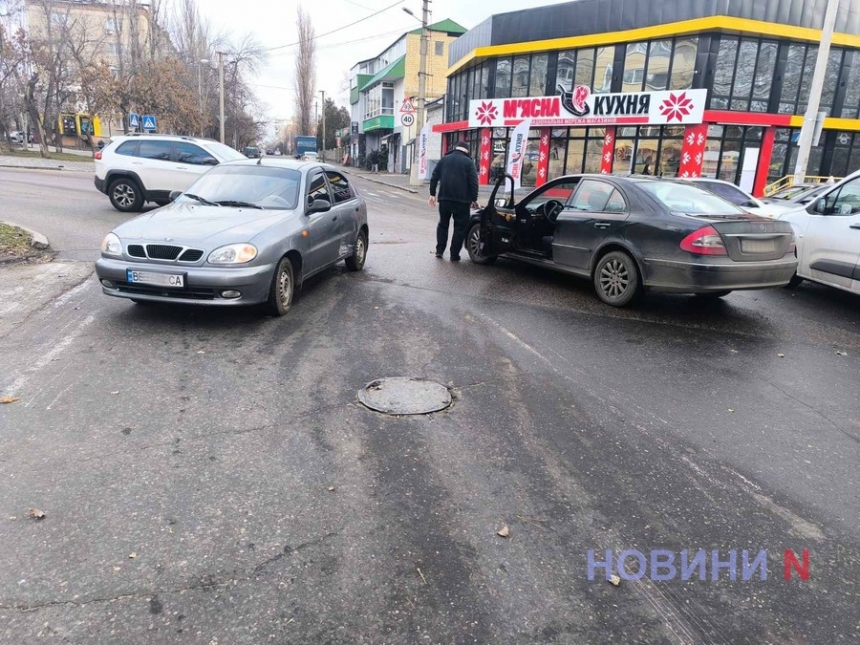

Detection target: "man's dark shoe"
[435, 251, 443, 258]
[450, 255, 461, 262]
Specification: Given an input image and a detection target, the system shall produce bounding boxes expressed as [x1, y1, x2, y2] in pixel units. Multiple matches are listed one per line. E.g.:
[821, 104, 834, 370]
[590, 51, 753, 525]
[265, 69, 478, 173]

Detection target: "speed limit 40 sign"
[401, 113, 415, 127]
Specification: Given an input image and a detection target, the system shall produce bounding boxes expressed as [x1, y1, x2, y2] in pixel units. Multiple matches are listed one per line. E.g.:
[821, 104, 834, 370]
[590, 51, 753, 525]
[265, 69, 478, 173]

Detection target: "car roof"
[219, 158, 343, 172]
[110, 134, 220, 145]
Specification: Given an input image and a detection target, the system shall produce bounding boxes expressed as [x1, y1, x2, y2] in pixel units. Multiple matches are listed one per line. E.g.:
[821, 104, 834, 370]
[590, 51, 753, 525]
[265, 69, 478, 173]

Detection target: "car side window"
[137, 140, 172, 161]
[307, 171, 331, 206]
[325, 171, 354, 203]
[521, 179, 580, 213]
[175, 142, 217, 166]
[570, 180, 616, 212]
[703, 182, 746, 206]
[822, 179, 860, 215]
[604, 189, 627, 213]
[115, 141, 138, 156]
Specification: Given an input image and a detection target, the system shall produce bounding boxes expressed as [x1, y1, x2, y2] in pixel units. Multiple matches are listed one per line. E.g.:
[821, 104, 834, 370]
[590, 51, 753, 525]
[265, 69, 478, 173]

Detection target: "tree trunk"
[26, 74, 50, 158]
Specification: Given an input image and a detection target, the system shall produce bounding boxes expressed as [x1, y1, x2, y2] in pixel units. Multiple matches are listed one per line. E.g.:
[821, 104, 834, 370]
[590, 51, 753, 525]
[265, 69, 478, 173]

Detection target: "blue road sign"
[128, 112, 140, 129]
[142, 115, 157, 131]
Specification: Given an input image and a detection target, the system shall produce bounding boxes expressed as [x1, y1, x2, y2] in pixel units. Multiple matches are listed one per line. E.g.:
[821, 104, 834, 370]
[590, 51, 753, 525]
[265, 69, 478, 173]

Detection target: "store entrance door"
[739, 147, 759, 193]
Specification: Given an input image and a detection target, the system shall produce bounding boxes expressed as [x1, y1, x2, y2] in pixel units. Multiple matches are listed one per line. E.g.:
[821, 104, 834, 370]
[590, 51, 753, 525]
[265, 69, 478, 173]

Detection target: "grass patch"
[0, 147, 94, 164]
[0, 223, 35, 261]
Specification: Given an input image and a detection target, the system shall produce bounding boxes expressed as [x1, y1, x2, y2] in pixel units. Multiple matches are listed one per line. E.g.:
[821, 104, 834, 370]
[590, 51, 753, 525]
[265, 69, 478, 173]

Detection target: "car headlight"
[101, 233, 122, 257]
[207, 244, 257, 265]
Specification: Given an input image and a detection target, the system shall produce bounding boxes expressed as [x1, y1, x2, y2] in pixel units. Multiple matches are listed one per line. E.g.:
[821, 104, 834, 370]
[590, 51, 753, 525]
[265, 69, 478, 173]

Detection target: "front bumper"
[95, 257, 275, 306]
[642, 255, 798, 293]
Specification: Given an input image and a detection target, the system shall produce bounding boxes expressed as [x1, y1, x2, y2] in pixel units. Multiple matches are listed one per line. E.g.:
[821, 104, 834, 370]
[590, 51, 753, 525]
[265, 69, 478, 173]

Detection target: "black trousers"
[436, 200, 471, 257]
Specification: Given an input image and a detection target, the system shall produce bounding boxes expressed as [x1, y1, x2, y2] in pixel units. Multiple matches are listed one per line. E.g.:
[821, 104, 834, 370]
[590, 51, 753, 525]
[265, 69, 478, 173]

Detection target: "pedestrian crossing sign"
[400, 99, 416, 114]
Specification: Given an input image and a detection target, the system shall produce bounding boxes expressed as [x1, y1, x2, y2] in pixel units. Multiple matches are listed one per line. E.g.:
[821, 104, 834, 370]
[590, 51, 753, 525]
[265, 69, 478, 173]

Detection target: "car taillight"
[680, 226, 727, 256]
[94, 151, 102, 160]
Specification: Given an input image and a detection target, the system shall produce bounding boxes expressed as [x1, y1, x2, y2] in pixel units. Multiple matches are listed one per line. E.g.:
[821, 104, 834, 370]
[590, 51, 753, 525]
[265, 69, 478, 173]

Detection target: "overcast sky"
[194, 0, 567, 137]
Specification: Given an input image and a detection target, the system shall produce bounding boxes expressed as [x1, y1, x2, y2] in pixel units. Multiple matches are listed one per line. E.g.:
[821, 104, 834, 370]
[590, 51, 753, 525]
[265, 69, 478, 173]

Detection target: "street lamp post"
[404, 2, 430, 186]
[320, 90, 326, 162]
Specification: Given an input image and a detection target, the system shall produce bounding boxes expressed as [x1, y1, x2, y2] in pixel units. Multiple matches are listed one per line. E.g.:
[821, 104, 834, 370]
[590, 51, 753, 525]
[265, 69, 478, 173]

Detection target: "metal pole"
[218, 51, 225, 144]
[320, 90, 326, 162]
[409, 0, 430, 185]
[793, 0, 841, 184]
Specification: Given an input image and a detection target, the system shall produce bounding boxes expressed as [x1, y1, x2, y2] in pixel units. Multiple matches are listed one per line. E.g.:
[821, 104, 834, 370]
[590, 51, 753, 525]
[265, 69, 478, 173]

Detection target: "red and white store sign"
[469, 86, 707, 128]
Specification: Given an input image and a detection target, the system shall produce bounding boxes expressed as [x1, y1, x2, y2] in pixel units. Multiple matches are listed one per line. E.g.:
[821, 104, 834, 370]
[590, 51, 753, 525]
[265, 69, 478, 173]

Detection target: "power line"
[263, 0, 405, 52]
[269, 27, 407, 57]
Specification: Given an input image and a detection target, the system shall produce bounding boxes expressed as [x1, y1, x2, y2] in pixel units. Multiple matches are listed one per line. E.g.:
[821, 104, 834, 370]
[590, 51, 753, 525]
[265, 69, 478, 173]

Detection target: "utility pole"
[320, 90, 326, 162]
[218, 51, 225, 144]
[793, 0, 841, 184]
[407, 0, 430, 186]
[198, 58, 209, 138]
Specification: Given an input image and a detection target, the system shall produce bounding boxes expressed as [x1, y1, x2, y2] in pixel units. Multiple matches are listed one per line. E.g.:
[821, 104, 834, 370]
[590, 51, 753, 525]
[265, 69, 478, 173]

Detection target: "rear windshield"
[179, 165, 301, 210]
[634, 181, 747, 215]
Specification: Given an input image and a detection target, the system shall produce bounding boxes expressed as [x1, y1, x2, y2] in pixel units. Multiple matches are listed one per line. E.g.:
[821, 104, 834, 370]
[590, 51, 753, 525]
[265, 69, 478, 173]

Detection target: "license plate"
[741, 239, 776, 253]
[126, 269, 185, 288]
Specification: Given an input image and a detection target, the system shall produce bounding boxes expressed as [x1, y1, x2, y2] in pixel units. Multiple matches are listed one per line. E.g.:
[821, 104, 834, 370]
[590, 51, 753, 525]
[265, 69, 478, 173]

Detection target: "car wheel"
[265, 256, 295, 317]
[694, 290, 732, 299]
[466, 222, 497, 265]
[593, 251, 640, 307]
[344, 230, 367, 271]
[108, 178, 144, 212]
[786, 274, 804, 288]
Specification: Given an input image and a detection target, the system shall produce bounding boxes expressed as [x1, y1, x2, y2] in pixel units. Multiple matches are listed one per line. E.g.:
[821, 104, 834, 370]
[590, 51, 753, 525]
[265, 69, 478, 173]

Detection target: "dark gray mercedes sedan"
[95, 159, 368, 316]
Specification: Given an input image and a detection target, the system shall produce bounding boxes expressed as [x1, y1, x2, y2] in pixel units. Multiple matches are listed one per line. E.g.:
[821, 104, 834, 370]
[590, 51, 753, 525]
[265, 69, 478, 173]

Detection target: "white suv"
[94, 135, 246, 212]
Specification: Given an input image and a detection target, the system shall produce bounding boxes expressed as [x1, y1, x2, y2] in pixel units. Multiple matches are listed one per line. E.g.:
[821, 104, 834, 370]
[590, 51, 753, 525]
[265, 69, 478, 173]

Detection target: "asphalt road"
[0, 168, 859, 644]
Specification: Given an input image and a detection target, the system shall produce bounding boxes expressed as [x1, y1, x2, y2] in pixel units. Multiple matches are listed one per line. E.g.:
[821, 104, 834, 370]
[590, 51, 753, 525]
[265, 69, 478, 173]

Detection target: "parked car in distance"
[301, 151, 319, 161]
[94, 134, 246, 212]
[242, 146, 261, 158]
[763, 183, 830, 206]
[679, 178, 793, 219]
[467, 174, 797, 307]
[95, 159, 369, 316]
[9, 130, 33, 144]
[777, 169, 860, 296]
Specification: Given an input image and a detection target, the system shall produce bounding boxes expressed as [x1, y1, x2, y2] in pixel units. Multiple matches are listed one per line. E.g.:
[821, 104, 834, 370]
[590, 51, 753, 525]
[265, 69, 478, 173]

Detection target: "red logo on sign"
[659, 92, 695, 122]
[475, 101, 498, 126]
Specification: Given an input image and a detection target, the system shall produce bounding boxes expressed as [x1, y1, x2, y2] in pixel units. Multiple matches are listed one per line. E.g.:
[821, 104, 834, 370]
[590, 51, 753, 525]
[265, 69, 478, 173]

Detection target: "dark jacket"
[429, 150, 479, 203]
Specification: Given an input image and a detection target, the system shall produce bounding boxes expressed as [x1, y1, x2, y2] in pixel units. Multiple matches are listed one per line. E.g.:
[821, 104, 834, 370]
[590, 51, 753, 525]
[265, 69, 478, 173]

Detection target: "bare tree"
[294, 5, 315, 135]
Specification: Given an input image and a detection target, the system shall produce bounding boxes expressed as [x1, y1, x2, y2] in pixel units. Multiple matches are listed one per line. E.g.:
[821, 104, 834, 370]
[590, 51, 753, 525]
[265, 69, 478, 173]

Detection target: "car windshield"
[635, 181, 747, 215]
[178, 165, 301, 210]
[204, 142, 246, 162]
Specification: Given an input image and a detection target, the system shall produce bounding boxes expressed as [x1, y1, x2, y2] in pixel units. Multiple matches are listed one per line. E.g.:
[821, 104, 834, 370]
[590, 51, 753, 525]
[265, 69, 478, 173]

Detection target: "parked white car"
[94, 134, 246, 212]
[778, 169, 860, 294]
[682, 178, 794, 219]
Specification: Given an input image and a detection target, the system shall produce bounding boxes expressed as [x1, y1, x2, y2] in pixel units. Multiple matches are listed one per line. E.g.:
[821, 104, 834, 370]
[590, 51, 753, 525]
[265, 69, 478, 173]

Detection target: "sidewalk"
[0, 154, 94, 172]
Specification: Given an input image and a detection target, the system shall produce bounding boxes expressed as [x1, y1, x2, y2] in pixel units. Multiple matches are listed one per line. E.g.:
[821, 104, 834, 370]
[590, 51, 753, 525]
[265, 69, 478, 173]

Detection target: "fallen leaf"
[327, 486, 336, 492]
[727, 408, 735, 413]
[497, 525, 510, 538]
[0, 396, 19, 404]
[27, 508, 45, 520]
[777, 353, 785, 358]
[128, 552, 137, 559]
[609, 574, 621, 587]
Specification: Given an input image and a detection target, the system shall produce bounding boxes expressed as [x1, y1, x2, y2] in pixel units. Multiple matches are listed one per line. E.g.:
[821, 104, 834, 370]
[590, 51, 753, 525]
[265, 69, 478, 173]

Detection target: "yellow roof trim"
[447, 16, 860, 76]
[823, 118, 860, 132]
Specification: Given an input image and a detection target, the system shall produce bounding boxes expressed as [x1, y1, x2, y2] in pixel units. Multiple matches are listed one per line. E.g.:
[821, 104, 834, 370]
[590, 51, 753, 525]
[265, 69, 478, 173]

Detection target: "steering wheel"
[541, 199, 565, 222]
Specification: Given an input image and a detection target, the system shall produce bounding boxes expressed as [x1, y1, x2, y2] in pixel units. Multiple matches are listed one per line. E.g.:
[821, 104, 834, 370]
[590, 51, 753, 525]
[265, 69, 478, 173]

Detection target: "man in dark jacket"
[429, 141, 479, 261]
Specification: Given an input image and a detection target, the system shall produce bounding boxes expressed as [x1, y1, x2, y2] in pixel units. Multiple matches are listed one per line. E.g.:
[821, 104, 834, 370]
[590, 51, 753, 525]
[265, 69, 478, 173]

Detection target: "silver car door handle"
[594, 222, 611, 229]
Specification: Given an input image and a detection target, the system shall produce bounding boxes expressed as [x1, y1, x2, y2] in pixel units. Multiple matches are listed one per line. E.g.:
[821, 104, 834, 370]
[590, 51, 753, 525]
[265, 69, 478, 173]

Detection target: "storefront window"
[730, 39, 758, 111]
[839, 54, 860, 119]
[712, 37, 737, 108]
[614, 128, 637, 174]
[512, 56, 530, 97]
[646, 40, 672, 91]
[548, 129, 567, 180]
[576, 49, 595, 88]
[779, 44, 806, 114]
[566, 137, 586, 174]
[669, 37, 697, 91]
[595, 47, 613, 93]
[556, 51, 576, 91]
[623, 42, 648, 92]
[585, 129, 606, 173]
[522, 129, 542, 187]
[530, 54, 548, 96]
[820, 49, 843, 110]
[830, 132, 854, 179]
[495, 57, 512, 99]
[752, 41, 777, 108]
[797, 46, 819, 114]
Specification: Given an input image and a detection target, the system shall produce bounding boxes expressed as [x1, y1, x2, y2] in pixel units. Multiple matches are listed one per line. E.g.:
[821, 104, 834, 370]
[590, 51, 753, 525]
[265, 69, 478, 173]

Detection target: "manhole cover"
[358, 377, 452, 415]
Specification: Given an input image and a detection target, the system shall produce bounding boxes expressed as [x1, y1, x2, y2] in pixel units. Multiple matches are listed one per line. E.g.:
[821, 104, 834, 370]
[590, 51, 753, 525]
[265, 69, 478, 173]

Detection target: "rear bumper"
[95, 257, 274, 306]
[642, 256, 798, 293]
[94, 175, 106, 195]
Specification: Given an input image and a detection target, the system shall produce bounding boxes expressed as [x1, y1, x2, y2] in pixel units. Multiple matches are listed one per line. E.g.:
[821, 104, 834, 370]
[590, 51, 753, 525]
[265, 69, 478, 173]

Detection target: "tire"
[264, 256, 295, 317]
[593, 250, 640, 307]
[466, 222, 497, 265]
[344, 229, 368, 271]
[108, 177, 144, 212]
[786, 274, 804, 288]
[694, 290, 732, 300]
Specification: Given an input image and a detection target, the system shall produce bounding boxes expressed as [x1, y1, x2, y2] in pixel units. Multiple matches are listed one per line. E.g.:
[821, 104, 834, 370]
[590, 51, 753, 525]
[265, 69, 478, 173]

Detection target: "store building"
[348, 19, 466, 172]
[433, 0, 860, 195]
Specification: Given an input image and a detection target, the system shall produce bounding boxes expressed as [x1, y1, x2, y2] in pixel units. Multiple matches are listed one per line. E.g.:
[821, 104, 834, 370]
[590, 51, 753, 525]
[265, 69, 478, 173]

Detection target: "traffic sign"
[401, 113, 415, 127]
[128, 112, 140, 129]
[400, 98, 416, 114]
[142, 115, 157, 131]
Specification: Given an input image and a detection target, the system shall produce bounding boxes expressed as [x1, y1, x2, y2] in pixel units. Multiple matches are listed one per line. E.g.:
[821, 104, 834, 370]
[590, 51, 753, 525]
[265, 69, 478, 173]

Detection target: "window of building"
[105, 18, 122, 34]
[711, 37, 738, 109]
[435, 41, 444, 57]
[595, 47, 613, 93]
[495, 57, 512, 99]
[530, 53, 548, 96]
[797, 45, 819, 114]
[669, 38, 697, 90]
[645, 40, 672, 91]
[752, 41, 777, 110]
[820, 48, 844, 112]
[556, 51, 576, 91]
[512, 56, 530, 97]
[575, 48, 595, 89]
[779, 44, 806, 114]
[623, 42, 647, 91]
[841, 54, 860, 119]
[730, 39, 758, 111]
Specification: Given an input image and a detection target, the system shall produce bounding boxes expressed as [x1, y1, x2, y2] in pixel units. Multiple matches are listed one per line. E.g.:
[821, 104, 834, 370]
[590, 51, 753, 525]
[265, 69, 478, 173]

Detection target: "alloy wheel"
[468, 226, 481, 258]
[113, 184, 135, 208]
[600, 258, 630, 299]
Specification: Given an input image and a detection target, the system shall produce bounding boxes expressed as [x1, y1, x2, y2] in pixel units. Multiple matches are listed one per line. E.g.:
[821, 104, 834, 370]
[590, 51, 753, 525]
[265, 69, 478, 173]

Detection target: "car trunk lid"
[706, 218, 795, 262]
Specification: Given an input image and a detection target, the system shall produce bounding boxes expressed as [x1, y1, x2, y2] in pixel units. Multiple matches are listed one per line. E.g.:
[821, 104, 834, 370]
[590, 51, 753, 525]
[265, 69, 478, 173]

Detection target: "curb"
[2, 220, 50, 250]
[0, 162, 93, 173]
[349, 172, 422, 195]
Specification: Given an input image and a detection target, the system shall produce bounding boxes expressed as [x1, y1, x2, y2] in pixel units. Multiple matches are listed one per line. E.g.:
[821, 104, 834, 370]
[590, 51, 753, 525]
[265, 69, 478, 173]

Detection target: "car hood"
[113, 202, 290, 244]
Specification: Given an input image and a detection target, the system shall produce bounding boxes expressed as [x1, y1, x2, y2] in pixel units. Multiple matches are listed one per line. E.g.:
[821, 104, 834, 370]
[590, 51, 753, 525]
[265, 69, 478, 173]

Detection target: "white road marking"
[365, 192, 381, 197]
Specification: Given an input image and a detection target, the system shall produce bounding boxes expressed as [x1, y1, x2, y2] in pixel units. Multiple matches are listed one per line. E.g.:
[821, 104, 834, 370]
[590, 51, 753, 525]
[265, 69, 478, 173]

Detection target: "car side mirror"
[204, 158, 218, 166]
[307, 198, 331, 214]
[169, 190, 182, 202]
